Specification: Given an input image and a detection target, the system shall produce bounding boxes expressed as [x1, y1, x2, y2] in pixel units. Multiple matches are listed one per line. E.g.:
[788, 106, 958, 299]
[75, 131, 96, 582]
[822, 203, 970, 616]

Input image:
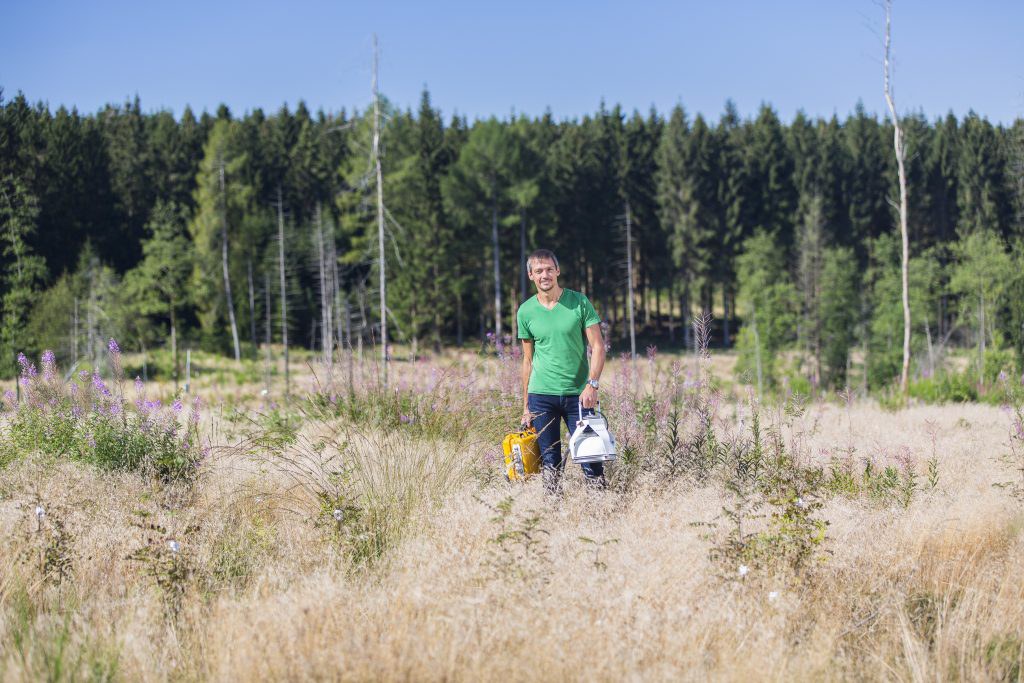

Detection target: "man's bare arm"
[585, 324, 605, 380]
[521, 339, 534, 426]
[581, 324, 605, 409]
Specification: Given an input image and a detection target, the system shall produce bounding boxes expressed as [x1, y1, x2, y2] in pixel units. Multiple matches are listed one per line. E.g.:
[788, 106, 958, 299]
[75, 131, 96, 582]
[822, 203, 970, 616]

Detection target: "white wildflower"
[333, 509, 344, 522]
[796, 497, 808, 509]
[738, 565, 749, 577]
[768, 591, 780, 602]
[34, 505, 45, 519]
[260, 389, 269, 396]
[167, 540, 180, 553]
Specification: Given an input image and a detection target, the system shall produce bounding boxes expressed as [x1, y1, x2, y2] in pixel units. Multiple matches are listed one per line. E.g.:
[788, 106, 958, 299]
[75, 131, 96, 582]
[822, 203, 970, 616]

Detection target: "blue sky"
[2, 0, 1022, 124]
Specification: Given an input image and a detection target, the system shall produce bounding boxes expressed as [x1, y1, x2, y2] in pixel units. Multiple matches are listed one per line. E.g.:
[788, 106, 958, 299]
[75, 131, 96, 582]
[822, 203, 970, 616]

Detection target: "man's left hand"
[580, 384, 598, 409]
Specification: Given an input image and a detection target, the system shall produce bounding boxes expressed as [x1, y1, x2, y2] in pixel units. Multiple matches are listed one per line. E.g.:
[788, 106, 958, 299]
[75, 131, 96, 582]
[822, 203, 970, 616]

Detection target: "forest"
[1, 87, 1022, 394]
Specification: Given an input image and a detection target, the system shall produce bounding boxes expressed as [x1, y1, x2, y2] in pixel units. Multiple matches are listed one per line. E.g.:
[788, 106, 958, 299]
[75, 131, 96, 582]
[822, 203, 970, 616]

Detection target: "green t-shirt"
[517, 288, 601, 395]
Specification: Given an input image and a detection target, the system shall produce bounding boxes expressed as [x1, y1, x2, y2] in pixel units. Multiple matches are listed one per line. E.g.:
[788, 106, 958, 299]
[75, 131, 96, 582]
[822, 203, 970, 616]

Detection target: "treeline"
[1, 88, 1022, 391]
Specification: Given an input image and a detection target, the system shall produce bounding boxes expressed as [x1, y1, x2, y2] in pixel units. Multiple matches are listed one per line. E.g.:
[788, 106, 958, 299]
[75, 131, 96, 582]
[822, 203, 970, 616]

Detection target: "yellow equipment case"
[502, 426, 541, 481]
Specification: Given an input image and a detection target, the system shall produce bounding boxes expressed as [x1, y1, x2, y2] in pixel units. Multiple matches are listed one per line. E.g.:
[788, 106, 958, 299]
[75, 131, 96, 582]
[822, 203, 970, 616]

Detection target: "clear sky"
[2, 0, 1022, 125]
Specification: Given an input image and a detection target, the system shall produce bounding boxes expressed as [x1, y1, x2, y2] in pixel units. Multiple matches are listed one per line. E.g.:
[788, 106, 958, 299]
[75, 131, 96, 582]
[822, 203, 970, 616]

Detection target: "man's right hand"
[521, 408, 533, 429]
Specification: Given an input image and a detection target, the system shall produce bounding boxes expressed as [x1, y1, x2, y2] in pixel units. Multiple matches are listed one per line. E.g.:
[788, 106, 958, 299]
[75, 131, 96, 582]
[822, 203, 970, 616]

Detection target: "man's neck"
[536, 285, 563, 307]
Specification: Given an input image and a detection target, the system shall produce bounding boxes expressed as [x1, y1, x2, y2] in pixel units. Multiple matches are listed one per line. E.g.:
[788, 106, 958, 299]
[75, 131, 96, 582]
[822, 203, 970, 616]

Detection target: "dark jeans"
[527, 393, 604, 486]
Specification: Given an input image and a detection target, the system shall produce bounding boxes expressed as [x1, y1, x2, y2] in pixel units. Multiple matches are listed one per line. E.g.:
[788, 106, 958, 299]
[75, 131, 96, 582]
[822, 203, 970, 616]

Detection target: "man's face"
[528, 258, 560, 292]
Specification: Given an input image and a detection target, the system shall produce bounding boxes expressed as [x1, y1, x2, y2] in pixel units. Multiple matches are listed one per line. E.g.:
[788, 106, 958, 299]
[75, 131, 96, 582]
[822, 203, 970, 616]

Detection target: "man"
[517, 248, 606, 489]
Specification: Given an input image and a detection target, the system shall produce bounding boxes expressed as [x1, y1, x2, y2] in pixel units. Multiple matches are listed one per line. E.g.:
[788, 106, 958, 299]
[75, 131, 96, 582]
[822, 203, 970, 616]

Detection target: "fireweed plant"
[0, 340, 205, 482]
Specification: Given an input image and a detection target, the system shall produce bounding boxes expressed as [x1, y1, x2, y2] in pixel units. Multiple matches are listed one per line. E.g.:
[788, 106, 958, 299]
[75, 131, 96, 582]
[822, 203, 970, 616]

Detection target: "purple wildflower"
[18, 355, 38, 380]
[172, 398, 183, 413]
[134, 376, 144, 396]
[92, 372, 106, 392]
[646, 345, 658, 361]
[108, 338, 120, 355]
[3, 390, 14, 402]
[399, 414, 413, 424]
[41, 350, 56, 379]
[78, 370, 90, 382]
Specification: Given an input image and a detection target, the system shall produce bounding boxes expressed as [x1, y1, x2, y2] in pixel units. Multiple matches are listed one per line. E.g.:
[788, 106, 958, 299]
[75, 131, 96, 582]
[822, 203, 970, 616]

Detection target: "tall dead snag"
[372, 33, 388, 387]
[491, 175, 501, 343]
[276, 185, 289, 397]
[220, 159, 241, 362]
[315, 203, 334, 368]
[625, 199, 637, 361]
[884, 0, 911, 396]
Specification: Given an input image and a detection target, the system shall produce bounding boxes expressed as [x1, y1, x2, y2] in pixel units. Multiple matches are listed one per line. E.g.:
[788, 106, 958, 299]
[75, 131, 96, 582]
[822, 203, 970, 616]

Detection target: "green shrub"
[908, 372, 977, 403]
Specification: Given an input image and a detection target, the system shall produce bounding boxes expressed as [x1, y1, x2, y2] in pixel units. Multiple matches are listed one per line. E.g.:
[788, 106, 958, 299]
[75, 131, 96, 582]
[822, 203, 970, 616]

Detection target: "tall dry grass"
[2, 350, 1024, 681]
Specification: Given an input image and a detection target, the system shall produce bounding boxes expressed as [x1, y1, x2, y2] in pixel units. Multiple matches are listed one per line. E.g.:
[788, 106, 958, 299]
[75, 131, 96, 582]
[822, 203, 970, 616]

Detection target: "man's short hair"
[527, 249, 559, 274]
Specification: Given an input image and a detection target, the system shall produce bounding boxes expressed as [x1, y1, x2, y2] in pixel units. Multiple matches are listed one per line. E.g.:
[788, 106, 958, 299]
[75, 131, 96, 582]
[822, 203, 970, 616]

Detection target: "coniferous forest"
[2, 88, 1023, 393]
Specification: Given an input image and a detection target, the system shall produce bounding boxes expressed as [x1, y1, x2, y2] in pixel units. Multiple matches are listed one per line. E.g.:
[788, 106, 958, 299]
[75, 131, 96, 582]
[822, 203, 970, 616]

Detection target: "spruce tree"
[819, 246, 859, 387]
[123, 201, 193, 385]
[0, 175, 46, 376]
[188, 120, 251, 355]
[734, 231, 797, 393]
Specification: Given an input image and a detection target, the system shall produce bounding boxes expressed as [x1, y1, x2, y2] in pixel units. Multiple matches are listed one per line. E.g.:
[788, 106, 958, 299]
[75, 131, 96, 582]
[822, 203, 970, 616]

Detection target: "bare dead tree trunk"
[625, 200, 637, 361]
[979, 294, 986, 390]
[372, 34, 388, 387]
[884, 0, 911, 397]
[316, 203, 333, 368]
[170, 303, 178, 390]
[219, 160, 241, 362]
[276, 185, 289, 397]
[73, 298, 79, 365]
[264, 270, 272, 392]
[752, 303, 763, 399]
[722, 288, 731, 349]
[247, 257, 257, 351]
[492, 175, 502, 342]
[520, 206, 528, 302]
[344, 297, 353, 397]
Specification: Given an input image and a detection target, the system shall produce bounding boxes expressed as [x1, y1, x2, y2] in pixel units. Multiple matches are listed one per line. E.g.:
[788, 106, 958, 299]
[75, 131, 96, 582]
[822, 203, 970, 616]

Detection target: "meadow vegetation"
[1, 336, 1024, 681]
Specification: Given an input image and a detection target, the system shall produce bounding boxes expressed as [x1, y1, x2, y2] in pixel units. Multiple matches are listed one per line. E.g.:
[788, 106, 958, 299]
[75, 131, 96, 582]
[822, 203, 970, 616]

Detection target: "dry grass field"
[2, 348, 1023, 682]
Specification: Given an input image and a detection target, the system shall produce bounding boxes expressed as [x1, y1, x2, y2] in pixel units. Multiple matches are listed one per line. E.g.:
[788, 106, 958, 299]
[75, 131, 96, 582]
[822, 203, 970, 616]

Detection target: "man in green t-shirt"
[517, 248, 606, 489]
